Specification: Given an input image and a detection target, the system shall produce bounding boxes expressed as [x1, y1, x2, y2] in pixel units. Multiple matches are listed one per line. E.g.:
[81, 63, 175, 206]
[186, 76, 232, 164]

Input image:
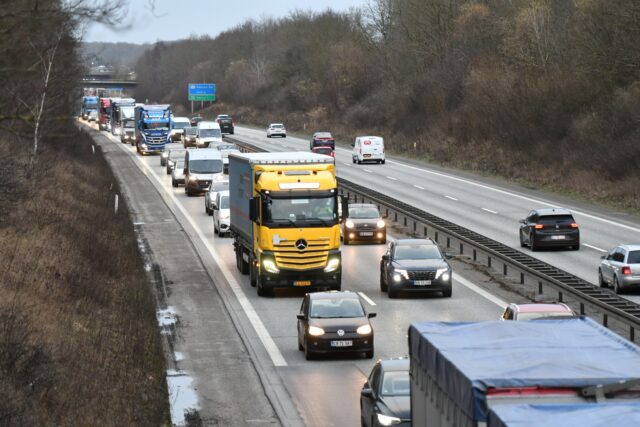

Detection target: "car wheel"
[530, 234, 538, 251]
[599, 269, 607, 288]
[519, 231, 526, 248]
[614, 276, 623, 295]
[357, 158, 362, 164]
[364, 347, 374, 359]
[172, 180, 177, 188]
[304, 339, 315, 360]
[217, 228, 224, 237]
[205, 204, 210, 215]
[343, 235, 349, 245]
[380, 271, 388, 292]
[442, 286, 452, 298]
[352, 157, 356, 164]
[298, 340, 303, 351]
[572, 243, 580, 250]
[380, 238, 386, 245]
[388, 286, 398, 299]
[381, 159, 385, 164]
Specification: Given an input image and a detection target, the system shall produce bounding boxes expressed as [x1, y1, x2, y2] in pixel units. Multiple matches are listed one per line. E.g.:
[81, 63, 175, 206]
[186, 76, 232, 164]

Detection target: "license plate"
[551, 235, 566, 240]
[360, 231, 374, 236]
[364, 154, 371, 158]
[414, 280, 432, 286]
[294, 280, 311, 287]
[331, 340, 353, 347]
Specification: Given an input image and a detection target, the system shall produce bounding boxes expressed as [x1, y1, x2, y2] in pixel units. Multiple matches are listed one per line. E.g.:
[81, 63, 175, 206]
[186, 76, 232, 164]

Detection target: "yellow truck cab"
[229, 152, 346, 296]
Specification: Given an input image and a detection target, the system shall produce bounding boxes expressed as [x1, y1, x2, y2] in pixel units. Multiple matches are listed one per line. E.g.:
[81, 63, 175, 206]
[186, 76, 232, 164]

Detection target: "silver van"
[184, 148, 224, 196]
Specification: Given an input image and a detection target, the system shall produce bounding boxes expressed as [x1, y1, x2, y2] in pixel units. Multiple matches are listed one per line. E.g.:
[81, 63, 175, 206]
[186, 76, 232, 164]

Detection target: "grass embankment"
[0, 129, 168, 425]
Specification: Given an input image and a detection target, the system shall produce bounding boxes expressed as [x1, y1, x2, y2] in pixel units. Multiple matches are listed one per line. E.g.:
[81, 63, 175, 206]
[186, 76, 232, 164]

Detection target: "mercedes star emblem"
[296, 239, 308, 251]
[337, 329, 345, 337]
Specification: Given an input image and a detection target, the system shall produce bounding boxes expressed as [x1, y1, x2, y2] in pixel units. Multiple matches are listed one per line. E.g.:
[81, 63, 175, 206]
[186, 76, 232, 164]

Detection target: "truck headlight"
[345, 220, 355, 229]
[393, 269, 409, 282]
[356, 324, 372, 335]
[377, 219, 385, 229]
[377, 413, 402, 426]
[308, 326, 325, 336]
[262, 258, 279, 274]
[141, 143, 147, 148]
[324, 257, 340, 273]
[436, 268, 451, 281]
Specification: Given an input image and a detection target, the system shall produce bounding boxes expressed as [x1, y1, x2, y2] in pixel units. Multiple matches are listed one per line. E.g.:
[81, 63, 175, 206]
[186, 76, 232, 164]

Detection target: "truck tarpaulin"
[409, 317, 640, 424]
[488, 403, 640, 427]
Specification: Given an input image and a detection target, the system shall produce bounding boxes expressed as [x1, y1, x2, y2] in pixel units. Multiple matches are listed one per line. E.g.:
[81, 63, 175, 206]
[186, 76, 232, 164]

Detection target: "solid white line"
[583, 243, 607, 252]
[342, 162, 351, 166]
[358, 292, 376, 307]
[386, 176, 397, 181]
[108, 134, 288, 367]
[482, 208, 498, 214]
[453, 273, 506, 308]
[444, 195, 458, 201]
[414, 185, 425, 190]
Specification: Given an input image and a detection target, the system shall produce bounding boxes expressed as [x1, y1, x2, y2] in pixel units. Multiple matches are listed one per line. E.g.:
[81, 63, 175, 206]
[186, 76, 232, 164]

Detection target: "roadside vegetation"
[0, 1, 168, 425]
[134, 0, 640, 210]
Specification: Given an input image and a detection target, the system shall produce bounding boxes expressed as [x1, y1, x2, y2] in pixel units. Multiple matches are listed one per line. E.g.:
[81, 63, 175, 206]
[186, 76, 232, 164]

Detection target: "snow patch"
[166, 369, 199, 426]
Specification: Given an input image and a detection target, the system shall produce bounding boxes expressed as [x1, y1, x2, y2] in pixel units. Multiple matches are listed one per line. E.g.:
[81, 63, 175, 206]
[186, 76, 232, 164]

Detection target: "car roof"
[619, 244, 640, 251]
[379, 358, 410, 372]
[533, 208, 573, 216]
[394, 238, 436, 246]
[513, 303, 573, 313]
[308, 290, 360, 300]
[348, 203, 377, 208]
[173, 117, 190, 122]
[313, 132, 333, 137]
[269, 123, 284, 126]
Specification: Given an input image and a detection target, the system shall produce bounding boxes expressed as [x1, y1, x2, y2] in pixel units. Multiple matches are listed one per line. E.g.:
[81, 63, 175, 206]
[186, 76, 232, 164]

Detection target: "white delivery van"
[183, 148, 224, 196]
[171, 116, 190, 142]
[352, 136, 385, 164]
[196, 121, 223, 148]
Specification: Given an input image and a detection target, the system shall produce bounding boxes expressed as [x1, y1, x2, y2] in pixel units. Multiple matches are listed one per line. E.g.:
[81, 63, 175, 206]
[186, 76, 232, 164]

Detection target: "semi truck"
[409, 317, 640, 426]
[134, 104, 171, 155]
[229, 152, 346, 296]
[98, 97, 111, 130]
[81, 96, 99, 120]
[110, 97, 135, 135]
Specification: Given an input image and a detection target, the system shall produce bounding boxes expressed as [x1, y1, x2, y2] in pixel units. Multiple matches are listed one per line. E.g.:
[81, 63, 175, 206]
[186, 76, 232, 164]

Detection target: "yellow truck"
[229, 152, 346, 296]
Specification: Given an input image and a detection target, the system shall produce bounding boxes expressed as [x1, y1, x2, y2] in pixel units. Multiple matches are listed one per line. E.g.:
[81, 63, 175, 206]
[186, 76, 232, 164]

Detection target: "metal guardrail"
[226, 135, 640, 342]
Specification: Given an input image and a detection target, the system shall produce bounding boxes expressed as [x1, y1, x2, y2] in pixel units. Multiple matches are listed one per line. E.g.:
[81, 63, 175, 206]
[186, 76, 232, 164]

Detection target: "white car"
[88, 110, 98, 122]
[352, 136, 385, 164]
[266, 123, 286, 138]
[205, 178, 229, 215]
[213, 190, 230, 236]
[171, 159, 185, 187]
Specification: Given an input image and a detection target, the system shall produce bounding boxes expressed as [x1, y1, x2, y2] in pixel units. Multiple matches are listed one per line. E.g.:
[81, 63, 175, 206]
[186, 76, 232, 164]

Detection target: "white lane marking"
[414, 185, 425, 190]
[482, 208, 498, 215]
[363, 169, 372, 173]
[386, 176, 397, 181]
[583, 243, 607, 252]
[108, 134, 288, 367]
[444, 195, 458, 201]
[453, 273, 506, 308]
[358, 292, 376, 307]
[343, 162, 351, 166]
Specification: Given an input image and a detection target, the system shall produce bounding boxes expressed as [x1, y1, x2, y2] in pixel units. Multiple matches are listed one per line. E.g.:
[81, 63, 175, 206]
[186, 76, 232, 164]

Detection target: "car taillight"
[622, 266, 632, 276]
[570, 223, 579, 228]
[534, 224, 544, 229]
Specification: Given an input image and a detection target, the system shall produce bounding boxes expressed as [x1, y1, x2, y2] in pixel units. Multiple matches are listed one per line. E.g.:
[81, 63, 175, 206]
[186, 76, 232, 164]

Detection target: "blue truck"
[81, 96, 99, 120]
[134, 104, 172, 155]
[409, 318, 640, 426]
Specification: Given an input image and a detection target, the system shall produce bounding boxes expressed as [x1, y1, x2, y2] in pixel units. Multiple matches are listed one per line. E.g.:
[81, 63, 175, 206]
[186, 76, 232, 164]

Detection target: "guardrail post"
[520, 272, 524, 284]
[631, 327, 635, 343]
[423, 226, 427, 237]
[404, 217, 407, 227]
[459, 243, 463, 255]
[488, 256, 492, 268]
[580, 303, 584, 315]
[558, 292, 563, 302]
[435, 232, 439, 243]
[603, 314, 608, 327]
[446, 237, 450, 248]
[538, 282, 543, 294]
[473, 249, 477, 261]
[503, 264, 507, 276]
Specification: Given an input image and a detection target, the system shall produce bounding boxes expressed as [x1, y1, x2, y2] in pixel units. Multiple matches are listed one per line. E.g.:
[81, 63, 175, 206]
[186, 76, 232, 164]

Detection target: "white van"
[184, 148, 224, 196]
[171, 116, 190, 142]
[352, 136, 385, 164]
[196, 121, 223, 148]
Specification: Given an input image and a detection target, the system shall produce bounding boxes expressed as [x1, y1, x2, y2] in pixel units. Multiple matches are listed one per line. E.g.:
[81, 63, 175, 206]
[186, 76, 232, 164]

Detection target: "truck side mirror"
[249, 197, 259, 222]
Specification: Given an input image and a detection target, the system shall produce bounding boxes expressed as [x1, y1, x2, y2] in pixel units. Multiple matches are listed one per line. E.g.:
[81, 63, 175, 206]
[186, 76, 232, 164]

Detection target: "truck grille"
[408, 270, 436, 280]
[273, 239, 330, 270]
[146, 135, 165, 145]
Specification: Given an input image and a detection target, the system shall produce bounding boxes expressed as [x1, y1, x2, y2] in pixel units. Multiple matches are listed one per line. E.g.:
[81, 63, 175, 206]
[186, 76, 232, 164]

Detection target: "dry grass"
[0, 129, 168, 426]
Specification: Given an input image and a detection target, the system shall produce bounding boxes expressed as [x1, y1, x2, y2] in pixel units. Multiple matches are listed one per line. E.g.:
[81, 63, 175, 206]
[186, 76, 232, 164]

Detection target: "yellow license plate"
[294, 281, 311, 287]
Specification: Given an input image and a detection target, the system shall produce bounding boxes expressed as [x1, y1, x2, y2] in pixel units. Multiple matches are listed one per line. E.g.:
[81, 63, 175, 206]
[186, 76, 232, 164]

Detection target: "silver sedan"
[599, 244, 640, 294]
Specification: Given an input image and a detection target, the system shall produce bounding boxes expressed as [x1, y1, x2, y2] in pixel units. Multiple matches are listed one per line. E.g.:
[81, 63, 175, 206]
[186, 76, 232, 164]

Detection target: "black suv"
[380, 238, 452, 298]
[519, 208, 580, 251]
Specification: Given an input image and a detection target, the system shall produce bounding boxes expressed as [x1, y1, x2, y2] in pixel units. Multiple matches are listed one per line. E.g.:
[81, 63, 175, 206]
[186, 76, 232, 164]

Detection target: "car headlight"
[436, 268, 451, 281]
[393, 269, 409, 281]
[324, 257, 340, 273]
[167, 159, 174, 166]
[124, 135, 130, 139]
[356, 324, 372, 335]
[262, 258, 279, 274]
[308, 326, 325, 336]
[377, 413, 402, 426]
[220, 212, 230, 220]
[377, 219, 386, 229]
[141, 143, 147, 148]
[162, 152, 168, 158]
[188, 175, 198, 182]
[345, 220, 355, 229]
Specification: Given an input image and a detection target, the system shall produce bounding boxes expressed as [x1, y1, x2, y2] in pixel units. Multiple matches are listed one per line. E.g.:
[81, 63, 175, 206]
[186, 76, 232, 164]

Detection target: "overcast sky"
[85, 0, 367, 44]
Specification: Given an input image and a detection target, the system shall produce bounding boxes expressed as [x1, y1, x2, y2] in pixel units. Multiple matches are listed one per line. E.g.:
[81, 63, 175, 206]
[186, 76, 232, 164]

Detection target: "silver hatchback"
[599, 244, 640, 294]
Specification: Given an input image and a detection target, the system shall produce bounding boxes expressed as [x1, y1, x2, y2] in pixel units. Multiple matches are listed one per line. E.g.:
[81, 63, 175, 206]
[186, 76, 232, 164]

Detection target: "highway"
[93, 125, 505, 426]
[231, 126, 640, 305]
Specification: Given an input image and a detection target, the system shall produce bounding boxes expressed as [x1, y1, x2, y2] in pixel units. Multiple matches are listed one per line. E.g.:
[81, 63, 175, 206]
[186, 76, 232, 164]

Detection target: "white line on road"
[583, 243, 607, 252]
[342, 162, 351, 166]
[386, 176, 397, 181]
[110, 136, 288, 367]
[453, 273, 506, 308]
[413, 185, 425, 190]
[358, 292, 376, 306]
[363, 169, 372, 173]
[481, 208, 498, 214]
[444, 195, 458, 201]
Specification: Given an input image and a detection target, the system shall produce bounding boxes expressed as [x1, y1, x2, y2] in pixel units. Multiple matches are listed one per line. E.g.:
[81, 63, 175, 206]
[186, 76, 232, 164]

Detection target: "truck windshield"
[189, 159, 223, 174]
[123, 120, 134, 128]
[264, 195, 337, 227]
[200, 129, 221, 138]
[144, 122, 169, 130]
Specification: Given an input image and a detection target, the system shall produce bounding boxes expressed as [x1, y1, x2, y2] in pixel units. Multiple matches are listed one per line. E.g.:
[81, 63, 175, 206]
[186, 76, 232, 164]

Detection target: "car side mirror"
[361, 388, 373, 398]
[519, 219, 526, 224]
[296, 314, 306, 320]
[212, 203, 218, 210]
[368, 312, 377, 318]
[600, 255, 605, 260]
[382, 254, 389, 261]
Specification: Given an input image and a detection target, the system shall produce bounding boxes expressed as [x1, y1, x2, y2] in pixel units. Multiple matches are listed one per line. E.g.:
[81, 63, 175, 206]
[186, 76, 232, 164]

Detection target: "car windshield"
[518, 311, 573, 321]
[538, 214, 574, 224]
[123, 119, 134, 128]
[189, 159, 223, 174]
[627, 250, 640, 264]
[271, 124, 284, 128]
[200, 129, 221, 138]
[169, 150, 185, 160]
[219, 196, 229, 209]
[394, 244, 441, 260]
[310, 298, 365, 318]
[209, 181, 229, 192]
[381, 371, 410, 397]
[175, 161, 184, 169]
[264, 195, 337, 227]
[173, 121, 189, 129]
[185, 128, 197, 135]
[349, 206, 380, 219]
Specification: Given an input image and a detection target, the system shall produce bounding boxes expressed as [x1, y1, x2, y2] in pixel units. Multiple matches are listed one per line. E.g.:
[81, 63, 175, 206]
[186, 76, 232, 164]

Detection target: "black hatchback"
[519, 208, 580, 251]
[360, 358, 411, 427]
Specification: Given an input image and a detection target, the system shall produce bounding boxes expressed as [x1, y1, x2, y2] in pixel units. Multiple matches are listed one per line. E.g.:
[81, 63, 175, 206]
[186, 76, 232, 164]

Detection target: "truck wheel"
[249, 260, 257, 287]
[257, 275, 271, 297]
[240, 249, 250, 275]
